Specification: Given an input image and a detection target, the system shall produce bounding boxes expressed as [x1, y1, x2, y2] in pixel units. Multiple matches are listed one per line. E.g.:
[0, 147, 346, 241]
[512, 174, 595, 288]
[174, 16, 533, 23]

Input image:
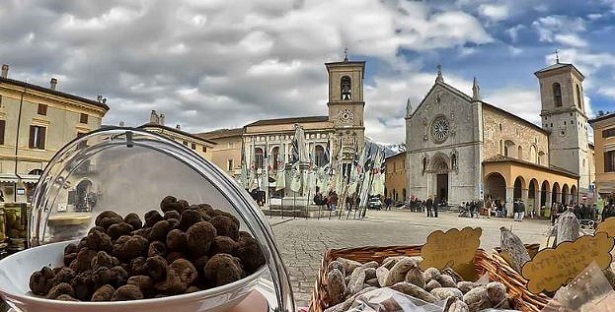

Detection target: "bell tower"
[535, 57, 591, 193]
[325, 54, 366, 162]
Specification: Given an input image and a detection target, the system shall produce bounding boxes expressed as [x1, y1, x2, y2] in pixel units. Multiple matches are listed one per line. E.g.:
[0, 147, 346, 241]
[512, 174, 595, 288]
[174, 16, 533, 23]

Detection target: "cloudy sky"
[1, 0, 614, 144]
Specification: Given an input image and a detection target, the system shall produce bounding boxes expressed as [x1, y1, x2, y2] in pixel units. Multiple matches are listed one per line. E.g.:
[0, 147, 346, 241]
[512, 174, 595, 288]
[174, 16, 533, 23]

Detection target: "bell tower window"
[341, 76, 351, 100]
[576, 84, 582, 110]
[553, 83, 562, 107]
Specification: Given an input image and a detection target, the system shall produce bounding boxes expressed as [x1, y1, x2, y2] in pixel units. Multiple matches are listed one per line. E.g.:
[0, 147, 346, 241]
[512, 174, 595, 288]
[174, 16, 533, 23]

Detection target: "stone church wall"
[482, 105, 550, 166]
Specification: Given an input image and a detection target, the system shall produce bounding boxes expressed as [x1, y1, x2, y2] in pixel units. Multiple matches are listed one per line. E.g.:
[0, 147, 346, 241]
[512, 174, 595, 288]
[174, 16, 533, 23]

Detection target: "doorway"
[436, 173, 448, 202]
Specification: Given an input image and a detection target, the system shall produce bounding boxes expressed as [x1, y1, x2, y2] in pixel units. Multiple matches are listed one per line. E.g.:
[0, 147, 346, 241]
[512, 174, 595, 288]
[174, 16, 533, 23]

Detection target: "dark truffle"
[146, 256, 168, 282]
[85, 229, 113, 252]
[64, 243, 79, 255]
[166, 229, 187, 251]
[51, 267, 75, 287]
[213, 209, 240, 229]
[144, 210, 163, 227]
[29, 267, 55, 296]
[209, 216, 239, 241]
[169, 259, 198, 286]
[154, 266, 186, 295]
[111, 284, 143, 301]
[107, 222, 134, 240]
[127, 275, 154, 298]
[113, 235, 149, 261]
[149, 220, 173, 243]
[130, 257, 148, 276]
[185, 286, 201, 293]
[91, 284, 114, 301]
[166, 252, 185, 264]
[164, 210, 181, 221]
[203, 254, 244, 287]
[95, 211, 123, 229]
[167, 218, 180, 229]
[236, 236, 266, 274]
[124, 213, 143, 230]
[56, 294, 78, 301]
[91, 251, 119, 270]
[178, 209, 203, 231]
[238, 231, 253, 240]
[74, 248, 98, 272]
[71, 270, 94, 301]
[131, 227, 151, 239]
[209, 236, 238, 256]
[46, 282, 75, 299]
[148, 241, 167, 258]
[186, 221, 216, 256]
[160, 196, 179, 212]
[64, 252, 77, 267]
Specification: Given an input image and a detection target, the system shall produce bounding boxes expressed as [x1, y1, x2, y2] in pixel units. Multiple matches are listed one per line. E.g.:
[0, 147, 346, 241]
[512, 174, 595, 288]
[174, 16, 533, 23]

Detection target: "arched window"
[315, 145, 325, 167]
[576, 84, 583, 109]
[451, 154, 457, 170]
[553, 83, 562, 107]
[517, 146, 523, 160]
[255, 148, 264, 169]
[422, 157, 427, 175]
[499, 140, 503, 155]
[272, 147, 279, 170]
[341, 76, 351, 100]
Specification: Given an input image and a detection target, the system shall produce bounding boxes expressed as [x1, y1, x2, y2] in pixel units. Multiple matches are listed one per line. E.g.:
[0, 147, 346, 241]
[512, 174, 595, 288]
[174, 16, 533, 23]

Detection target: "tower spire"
[435, 64, 443, 83]
[472, 77, 481, 101]
[554, 49, 560, 64]
[343, 47, 348, 62]
[406, 98, 413, 117]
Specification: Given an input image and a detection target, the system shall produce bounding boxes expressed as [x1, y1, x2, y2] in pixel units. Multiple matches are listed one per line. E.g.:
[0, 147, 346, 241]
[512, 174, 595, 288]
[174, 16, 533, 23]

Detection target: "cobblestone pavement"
[268, 209, 553, 308]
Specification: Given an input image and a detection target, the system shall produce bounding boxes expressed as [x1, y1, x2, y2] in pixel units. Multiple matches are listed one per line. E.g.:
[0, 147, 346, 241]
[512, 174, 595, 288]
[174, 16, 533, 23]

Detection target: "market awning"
[0, 173, 18, 183]
[17, 174, 40, 184]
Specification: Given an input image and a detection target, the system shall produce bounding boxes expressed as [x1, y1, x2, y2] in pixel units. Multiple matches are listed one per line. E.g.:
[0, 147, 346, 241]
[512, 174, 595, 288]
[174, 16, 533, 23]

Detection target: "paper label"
[420, 227, 482, 279]
[521, 232, 614, 294]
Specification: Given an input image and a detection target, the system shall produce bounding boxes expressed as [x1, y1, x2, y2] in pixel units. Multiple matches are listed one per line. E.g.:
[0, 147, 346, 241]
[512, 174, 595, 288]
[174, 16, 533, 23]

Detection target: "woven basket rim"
[308, 244, 544, 312]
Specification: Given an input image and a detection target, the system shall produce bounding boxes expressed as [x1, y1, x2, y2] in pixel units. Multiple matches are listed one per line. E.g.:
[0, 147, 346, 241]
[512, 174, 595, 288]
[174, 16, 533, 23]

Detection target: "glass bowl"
[0, 128, 294, 312]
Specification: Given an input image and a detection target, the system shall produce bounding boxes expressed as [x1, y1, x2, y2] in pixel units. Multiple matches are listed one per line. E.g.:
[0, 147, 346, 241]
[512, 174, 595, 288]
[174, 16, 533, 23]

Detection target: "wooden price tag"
[420, 227, 482, 280]
[596, 217, 615, 237]
[521, 232, 614, 294]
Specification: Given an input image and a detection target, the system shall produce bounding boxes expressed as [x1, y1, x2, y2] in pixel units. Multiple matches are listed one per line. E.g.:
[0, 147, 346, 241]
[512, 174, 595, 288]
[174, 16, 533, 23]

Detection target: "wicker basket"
[308, 245, 544, 312]
[491, 244, 552, 311]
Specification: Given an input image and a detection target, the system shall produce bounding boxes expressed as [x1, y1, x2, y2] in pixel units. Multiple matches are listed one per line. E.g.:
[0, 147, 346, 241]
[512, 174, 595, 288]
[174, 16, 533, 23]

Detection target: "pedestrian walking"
[433, 197, 439, 218]
[426, 196, 433, 217]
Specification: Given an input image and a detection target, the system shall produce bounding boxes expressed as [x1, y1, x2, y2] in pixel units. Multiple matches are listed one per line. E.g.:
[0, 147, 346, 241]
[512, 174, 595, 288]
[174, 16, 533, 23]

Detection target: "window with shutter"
[80, 113, 88, 124]
[38, 104, 48, 115]
[0, 120, 5, 145]
[29, 125, 46, 149]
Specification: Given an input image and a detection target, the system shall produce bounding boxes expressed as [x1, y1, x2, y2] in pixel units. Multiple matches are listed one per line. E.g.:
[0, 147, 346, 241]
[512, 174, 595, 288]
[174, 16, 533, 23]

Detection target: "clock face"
[337, 109, 354, 123]
[431, 116, 450, 143]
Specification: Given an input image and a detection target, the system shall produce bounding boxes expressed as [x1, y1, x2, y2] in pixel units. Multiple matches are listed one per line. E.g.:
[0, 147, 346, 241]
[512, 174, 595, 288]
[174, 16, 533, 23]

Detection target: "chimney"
[50, 78, 58, 90]
[97, 95, 103, 103]
[1, 64, 8, 78]
[176, 124, 181, 130]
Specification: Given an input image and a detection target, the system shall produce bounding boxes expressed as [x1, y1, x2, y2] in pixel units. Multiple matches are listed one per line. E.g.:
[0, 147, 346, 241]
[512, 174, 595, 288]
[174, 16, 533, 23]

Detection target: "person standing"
[426, 196, 433, 217]
[513, 200, 520, 222]
[519, 200, 526, 222]
[433, 196, 439, 218]
[550, 202, 558, 225]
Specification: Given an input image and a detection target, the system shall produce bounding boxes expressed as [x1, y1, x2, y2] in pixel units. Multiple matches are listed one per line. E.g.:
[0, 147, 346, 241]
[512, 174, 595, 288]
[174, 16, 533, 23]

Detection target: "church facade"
[405, 62, 595, 215]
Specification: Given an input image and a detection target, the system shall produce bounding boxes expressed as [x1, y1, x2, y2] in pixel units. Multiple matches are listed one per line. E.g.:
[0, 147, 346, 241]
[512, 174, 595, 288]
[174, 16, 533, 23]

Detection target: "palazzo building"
[406, 61, 595, 215]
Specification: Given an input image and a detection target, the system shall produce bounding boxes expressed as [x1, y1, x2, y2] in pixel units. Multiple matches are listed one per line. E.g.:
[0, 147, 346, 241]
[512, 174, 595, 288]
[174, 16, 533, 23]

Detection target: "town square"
[0, 1, 614, 312]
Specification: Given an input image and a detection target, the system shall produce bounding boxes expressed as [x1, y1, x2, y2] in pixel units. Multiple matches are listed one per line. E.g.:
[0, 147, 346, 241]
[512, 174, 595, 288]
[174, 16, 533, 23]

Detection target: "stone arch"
[553, 82, 562, 107]
[513, 176, 525, 200]
[271, 146, 280, 170]
[504, 140, 515, 157]
[552, 182, 560, 204]
[530, 145, 537, 164]
[570, 185, 577, 203]
[528, 178, 539, 215]
[540, 180, 550, 214]
[430, 152, 450, 172]
[254, 147, 264, 169]
[538, 151, 546, 165]
[485, 172, 506, 203]
[341, 76, 352, 100]
[562, 184, 570, 205]
[314, 145, 325, 167]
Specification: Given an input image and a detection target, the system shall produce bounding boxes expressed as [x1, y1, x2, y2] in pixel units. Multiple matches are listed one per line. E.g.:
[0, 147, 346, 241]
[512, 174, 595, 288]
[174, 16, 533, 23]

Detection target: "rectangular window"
[191, 143, 196, 150]
[80, 113, 88, 124]
[182, 141, 188, 146]
[202, 146, 207, 152]
[0, 94, 3, 107]
[29, 125, 46, 149]
[603, 128, 615, 138]
[606, 151, 615, 173]
[37, 104, 48, 115]
[0, 120, 5, 145]
[227, 159, 234, 171]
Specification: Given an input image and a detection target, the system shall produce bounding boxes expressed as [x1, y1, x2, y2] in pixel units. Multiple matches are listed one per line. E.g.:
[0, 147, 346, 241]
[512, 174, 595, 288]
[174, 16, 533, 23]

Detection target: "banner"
[289, 162, 302, 193]
[275, 143, 286, 191]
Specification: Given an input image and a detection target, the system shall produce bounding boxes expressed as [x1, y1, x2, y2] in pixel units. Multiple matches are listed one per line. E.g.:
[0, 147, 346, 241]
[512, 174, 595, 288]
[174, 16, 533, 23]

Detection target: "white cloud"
[598, 87, 615, 98]
[508, 46, 523, 56]
[506, 24, 525, 43]
[532, 15, 586, 43]
[478, 4, 509, 22]
[483, 88, 542, 125]
[554, 33, 588, 48]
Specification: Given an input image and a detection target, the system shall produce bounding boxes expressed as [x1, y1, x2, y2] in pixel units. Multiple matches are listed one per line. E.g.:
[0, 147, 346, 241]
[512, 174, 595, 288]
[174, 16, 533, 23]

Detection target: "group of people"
[459, 200, 484, 218]
[313, 190, 339, 211]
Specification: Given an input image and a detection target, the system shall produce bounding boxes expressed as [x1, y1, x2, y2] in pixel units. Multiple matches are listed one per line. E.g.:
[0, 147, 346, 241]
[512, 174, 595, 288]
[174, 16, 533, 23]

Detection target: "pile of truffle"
[29, 196, 266, 302]
[325, 256, 515, 312]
